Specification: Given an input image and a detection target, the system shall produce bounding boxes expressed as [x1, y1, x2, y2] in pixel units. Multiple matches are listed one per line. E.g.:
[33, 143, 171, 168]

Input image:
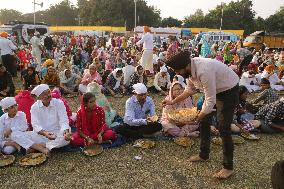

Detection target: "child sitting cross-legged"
[0, 97, 49, 155]
[71, 93, 117, 146]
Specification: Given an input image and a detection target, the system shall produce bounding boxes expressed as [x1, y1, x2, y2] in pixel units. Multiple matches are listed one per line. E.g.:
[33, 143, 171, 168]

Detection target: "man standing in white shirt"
[0, 32, 17, 76]
[30, 84, 71, 154]
[136, 26, 154, 74]
[30, 32, 43, 72]
[163, 51, 239, 179]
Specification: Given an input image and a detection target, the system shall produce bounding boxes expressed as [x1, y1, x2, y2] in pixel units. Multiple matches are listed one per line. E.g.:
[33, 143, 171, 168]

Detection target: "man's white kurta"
[31, 98, 70, 150]
[30, 36, 42, 71]
[136, 32, 154, 72]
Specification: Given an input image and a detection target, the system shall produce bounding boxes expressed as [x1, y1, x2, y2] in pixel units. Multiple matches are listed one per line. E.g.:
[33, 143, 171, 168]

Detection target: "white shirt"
[0, 111, 28, 147]
[136, 32, 153, 50]
[31, 98, 70, 134]
[185, 58, 239, 114]
[30, 36, 41, 53]
[0, 37, 17, 56]
[123, 65, 135, 86]
[153, 72, 171, 91]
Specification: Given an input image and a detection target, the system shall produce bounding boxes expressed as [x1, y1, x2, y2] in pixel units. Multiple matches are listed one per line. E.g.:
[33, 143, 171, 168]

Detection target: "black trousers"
[199, 85, 239, 170]
[116, 122, 162, 139]
[1, 54, 17, 77]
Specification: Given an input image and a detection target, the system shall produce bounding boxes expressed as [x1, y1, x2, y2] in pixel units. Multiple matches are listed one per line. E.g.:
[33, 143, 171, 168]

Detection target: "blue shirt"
[124, 96, 155, 126]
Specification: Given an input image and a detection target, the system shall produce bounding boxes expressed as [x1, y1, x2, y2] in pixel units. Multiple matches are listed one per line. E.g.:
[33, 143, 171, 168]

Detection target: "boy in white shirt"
[0, 97, 49, 155]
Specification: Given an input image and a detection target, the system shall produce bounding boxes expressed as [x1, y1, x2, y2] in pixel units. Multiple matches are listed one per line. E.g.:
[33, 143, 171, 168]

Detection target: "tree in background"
[265, 6, 284, 33]
[77, 0, 161, 29]
[183, 9, 205, 28]
[183, 0, 255, 35]
[0, 9, 22, 24]
[0, 0, 283, 34]
[161, 17, 182, 27]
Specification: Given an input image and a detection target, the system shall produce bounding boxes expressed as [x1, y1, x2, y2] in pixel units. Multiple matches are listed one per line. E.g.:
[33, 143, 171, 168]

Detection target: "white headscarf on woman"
[111, 68, 123, 90]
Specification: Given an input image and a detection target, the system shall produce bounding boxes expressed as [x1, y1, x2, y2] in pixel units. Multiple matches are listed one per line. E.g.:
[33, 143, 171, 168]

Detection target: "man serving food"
[163, 51, 239, 179]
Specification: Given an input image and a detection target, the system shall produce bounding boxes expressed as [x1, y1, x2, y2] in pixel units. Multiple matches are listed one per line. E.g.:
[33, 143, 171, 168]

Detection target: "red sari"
[71, 104, 116, 146]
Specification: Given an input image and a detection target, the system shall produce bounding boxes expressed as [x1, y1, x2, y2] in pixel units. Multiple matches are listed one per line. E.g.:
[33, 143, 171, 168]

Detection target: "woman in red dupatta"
[71, 92, 116, 146]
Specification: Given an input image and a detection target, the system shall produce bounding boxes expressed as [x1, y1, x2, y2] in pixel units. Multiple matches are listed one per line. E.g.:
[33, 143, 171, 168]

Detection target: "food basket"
[168, 107, 198, 123]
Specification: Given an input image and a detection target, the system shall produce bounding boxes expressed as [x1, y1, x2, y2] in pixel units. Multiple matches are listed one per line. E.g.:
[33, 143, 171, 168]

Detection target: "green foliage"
[161, 17, 182, 27]
[184, 0, 256, 35]
[77, 0, 161, 29]
[0, 0, 283, 34]
[0, 9, 22, 24]
[265, 6, 284, 33]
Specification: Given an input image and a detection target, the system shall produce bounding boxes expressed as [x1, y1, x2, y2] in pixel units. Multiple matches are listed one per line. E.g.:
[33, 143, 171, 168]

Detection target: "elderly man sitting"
[116, 83, 162, 138]
[30, 84, 71, 154]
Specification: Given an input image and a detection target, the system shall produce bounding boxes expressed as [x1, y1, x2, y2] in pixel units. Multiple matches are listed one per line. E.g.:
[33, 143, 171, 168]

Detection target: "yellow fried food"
[174, 137, 194, 147]
[20, 153, 46, 166]
[134, 139, 155, 149]
[147, 115, 159, 123]
[168, 107, 198, 123]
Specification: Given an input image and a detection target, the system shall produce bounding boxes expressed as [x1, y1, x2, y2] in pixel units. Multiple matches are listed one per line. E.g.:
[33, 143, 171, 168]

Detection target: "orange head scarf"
[265, 65, 275, 74]
[144, 26, 151, 33]
[0, 32, 8, 38]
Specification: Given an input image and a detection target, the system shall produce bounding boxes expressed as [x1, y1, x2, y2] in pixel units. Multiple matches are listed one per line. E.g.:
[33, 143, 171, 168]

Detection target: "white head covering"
[175, 75, 186, 87]
[31, 84, 50, 97]
[34, 31, 40, 36]
[133, 83, 147, 94]
[0, 97, 17, 110]
[160, 66, 167, 73]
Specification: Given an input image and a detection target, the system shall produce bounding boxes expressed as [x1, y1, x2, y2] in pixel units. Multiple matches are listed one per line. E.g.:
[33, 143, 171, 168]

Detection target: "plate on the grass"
[241, 133, 260, 140]
[0, 154, 15, 167]
[19, 153, 47, 166]
[133, 139, 155, 149]
[174, 137, 194, 147]
[83, 145, 103, 156]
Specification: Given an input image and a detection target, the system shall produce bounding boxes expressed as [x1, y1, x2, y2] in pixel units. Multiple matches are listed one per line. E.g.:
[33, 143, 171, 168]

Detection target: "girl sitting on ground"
[86, 82, 121, 128]
[161, 81, 199, 137]
[71, 93, 117, 146]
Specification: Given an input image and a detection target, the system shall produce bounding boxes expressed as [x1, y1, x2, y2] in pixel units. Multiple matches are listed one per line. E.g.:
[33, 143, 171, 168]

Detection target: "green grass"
[2, 77, 283, 188]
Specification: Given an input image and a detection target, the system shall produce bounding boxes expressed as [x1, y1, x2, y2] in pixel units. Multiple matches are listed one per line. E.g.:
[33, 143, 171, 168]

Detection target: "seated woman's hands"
[86, 137, 95, 146]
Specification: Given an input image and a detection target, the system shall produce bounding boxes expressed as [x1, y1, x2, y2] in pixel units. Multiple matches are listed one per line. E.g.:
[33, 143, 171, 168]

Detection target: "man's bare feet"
[12, 142, 21, 152]
[30, 144, 50, 157]
[188, 154, 208, 162]
[213, 168, 234, 179]
[26, 148, 37, 154]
